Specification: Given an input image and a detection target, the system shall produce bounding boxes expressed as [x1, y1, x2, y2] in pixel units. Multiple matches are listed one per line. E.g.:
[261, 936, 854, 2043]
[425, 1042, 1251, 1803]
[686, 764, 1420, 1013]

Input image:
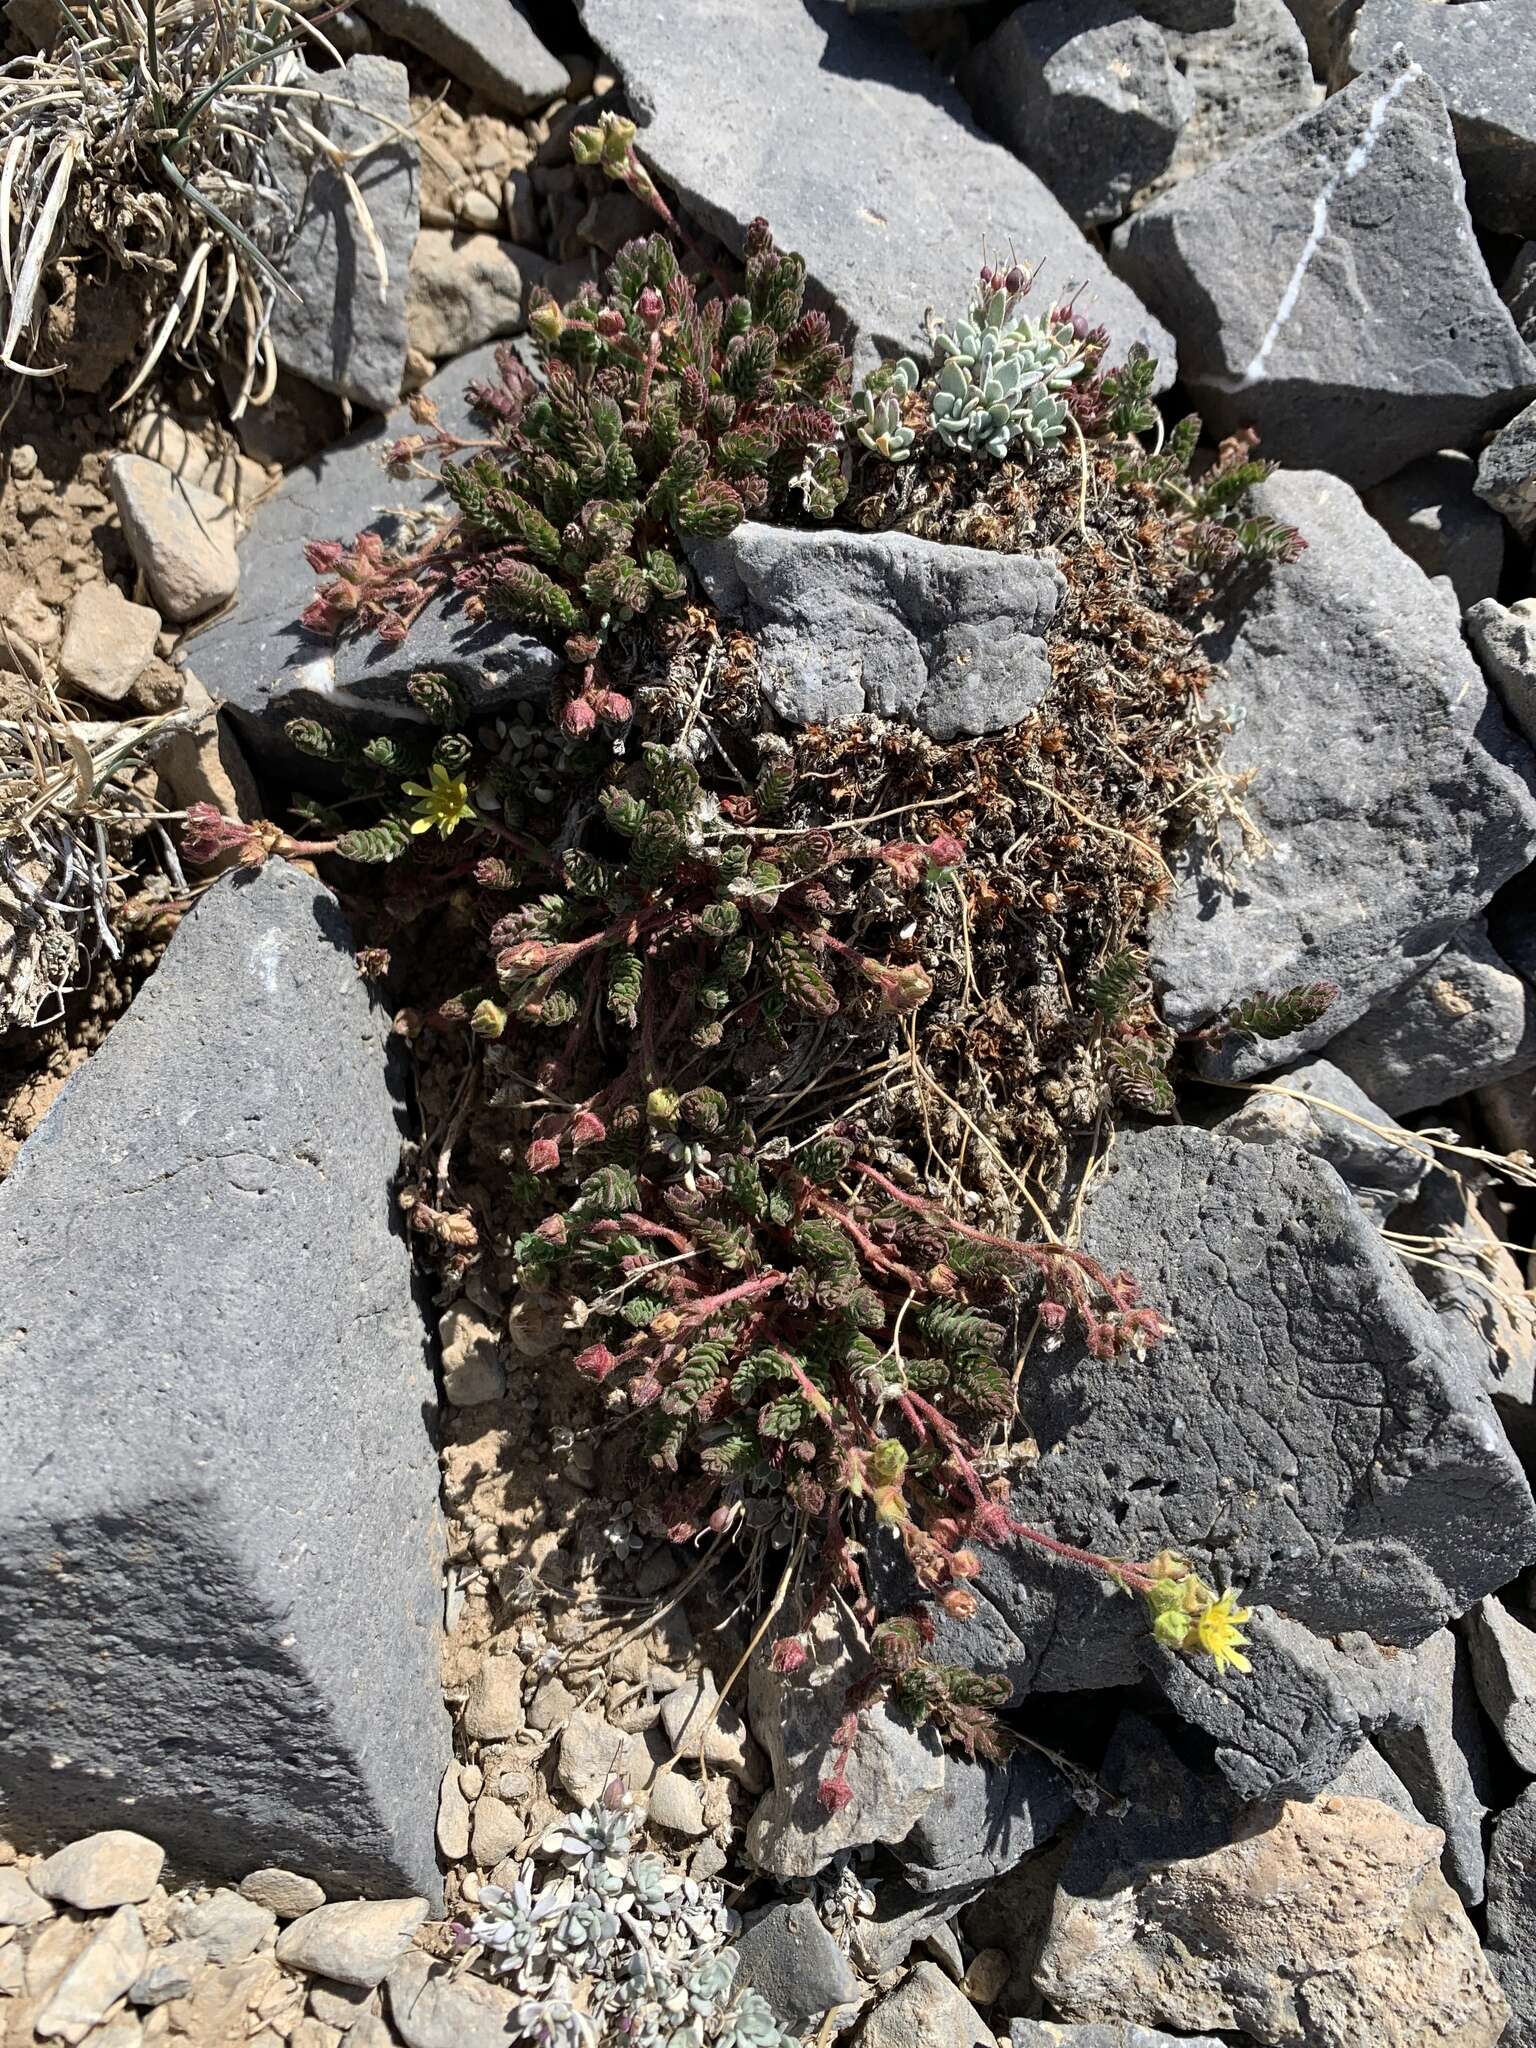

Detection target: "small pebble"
[239, 1868, 325, 1919]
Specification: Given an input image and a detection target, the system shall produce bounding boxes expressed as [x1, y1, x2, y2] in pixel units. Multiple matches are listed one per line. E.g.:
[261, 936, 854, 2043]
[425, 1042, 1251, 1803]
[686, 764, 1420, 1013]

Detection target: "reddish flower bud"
[526, 1136, 561, 1174]
[559, 692, 598, 737]
[574, 1342, 620, 1382]
[817, 1773, 854, 1816]
[596, 308, 625, 339]
[925, 830, 965, 868]
[303, 539, 347, 573]
[861, 957, 934, 1013]
[636, 285, 664, 329]
[769, 1635, 809, 1676]
[939, 1585, 978, 1620]
[180, 803, 264, 867]
[1037, 1299, 1068, 1333]
[568, 1110, 607, 1148]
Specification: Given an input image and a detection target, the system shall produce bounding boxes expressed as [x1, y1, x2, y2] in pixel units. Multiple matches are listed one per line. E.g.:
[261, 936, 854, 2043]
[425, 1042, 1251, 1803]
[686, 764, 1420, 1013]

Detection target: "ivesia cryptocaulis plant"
[191, 164, 1329, 1778]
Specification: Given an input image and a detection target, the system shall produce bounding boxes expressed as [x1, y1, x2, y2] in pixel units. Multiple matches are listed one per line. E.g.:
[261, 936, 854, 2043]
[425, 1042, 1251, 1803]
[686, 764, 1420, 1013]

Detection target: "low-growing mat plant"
[188, 132, 1333, 1815]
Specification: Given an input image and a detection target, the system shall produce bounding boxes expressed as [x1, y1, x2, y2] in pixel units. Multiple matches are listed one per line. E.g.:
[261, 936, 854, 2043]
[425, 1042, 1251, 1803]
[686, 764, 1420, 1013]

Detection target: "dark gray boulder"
[1211, 1054, 1431, 1221]
[1111, 55, 1536, 487]
[1149, 469, 1536, 1071]
[1485, 1783, 1536, 2048]
[688, 524, 1065, 740]
[1338, 0, 1536, 236]
[1476, 399, 1536, 542]
[181, 342, 560, 766]
[733, 1899, 859, 2034]
[1138, 1613, 1410, 1801]
[1152, 0, 1320, 191]
[576, 0, 1175, 379]
[849, 1881, 980, 1979]
[265, 56, 418, 414]
[0, 863, 448, 1899]
[1326, 919, 1536, 1114]
[1363, 450, 1505, 612]
[958, 1, 1194, 227]
[1464, 1595, 1536, 1775]
[897, 1747, 1076, 1893]
[926, 1128, 1536, 1710]
[1468, 597, 1536, 751]
[1374, 1627, 1494, 1908]
[355, 0, 568, 112]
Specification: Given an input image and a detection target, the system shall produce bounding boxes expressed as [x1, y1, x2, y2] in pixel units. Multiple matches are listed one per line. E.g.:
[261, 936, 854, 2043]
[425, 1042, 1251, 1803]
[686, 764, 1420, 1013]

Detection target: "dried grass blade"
[1, 131, 75, 371]
[111, 234, 211, 407]
[339, 164, 387, 299]
[0, 131, 34, 295]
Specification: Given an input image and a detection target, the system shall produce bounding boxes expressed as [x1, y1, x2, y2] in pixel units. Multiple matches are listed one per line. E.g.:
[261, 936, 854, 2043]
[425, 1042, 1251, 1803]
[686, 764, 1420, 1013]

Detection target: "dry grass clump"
[0, 0, 402, 408]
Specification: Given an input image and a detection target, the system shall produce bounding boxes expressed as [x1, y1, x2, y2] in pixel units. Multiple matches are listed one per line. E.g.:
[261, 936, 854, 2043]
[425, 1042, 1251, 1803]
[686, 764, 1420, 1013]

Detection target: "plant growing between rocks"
[191, 147, 1327, 1814]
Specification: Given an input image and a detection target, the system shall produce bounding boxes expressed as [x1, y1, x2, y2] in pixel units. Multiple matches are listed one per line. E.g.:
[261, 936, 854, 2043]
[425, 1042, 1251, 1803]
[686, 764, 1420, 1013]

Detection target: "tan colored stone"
[274, 1899, 428, 1988]
[1037, 1792, 1508, 2046]
[30, 1832, 164, 1911]
[238, 1867, 325, 1920]
[109, 454, 239, 623]
[34, 1903, 147, 2044]
[57, 581, 161, 704]
[461, 1653, 525, 1743]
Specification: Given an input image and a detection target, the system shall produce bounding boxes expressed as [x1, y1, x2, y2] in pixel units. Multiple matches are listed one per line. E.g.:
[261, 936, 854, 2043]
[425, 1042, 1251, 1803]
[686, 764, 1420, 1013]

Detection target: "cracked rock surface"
[0, 863, 448, 1897]
[688, 524, 1064, 740]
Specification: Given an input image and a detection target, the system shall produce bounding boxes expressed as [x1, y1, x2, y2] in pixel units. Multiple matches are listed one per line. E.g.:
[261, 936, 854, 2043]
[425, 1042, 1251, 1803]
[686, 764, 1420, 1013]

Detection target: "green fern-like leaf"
[607, 948, 644, 1024]
[1087, 949, 1145, 1024]
[1222, 981, 1340, 1042]
[335, 818, 411, 864]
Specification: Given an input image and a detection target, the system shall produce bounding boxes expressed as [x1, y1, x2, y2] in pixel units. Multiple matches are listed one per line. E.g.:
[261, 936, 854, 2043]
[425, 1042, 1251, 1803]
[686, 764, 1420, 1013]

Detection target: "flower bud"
[646, 1087, 680, 1129]
[636, 285, 664, 329]
[568, 1110, 607, 1147]
[596, 308, 625, 340]
[769, 1636, 809, 1676]
[470, 999, 507, 1040]
[526, 1136, 561, 1174]
[528, 297, 565, 345]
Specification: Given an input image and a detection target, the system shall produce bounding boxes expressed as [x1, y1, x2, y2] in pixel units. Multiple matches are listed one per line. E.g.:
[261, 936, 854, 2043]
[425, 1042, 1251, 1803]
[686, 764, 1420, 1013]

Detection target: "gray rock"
[29, 1834, 164, 1911]
[1212, 1054, 1431, 1221]
[1338, 0, 1536, 235]
[744, 1610, 945, 1879]
[849, 1882, 980, 1980]
[385, 1949, 520, 2047]
[1507, 241, 1536, 351]
[1363, 451, 1506, 611]
[1477, 397, 1536, 542]
[733, 1899, 860, 2033]
[1326, 919, 1536, 1113]
[1150, 470, 1536, 1070]
[1112, 56, 1536, 487]
[860, 1962, 991, 2048]
[1468, 597, 1536, 751]
[1465, 1595, 1536, 1774]
[406, 232, 542, 360]
[1153, 0, 1321, 191]
[958, 1, 1194, 227]
[275, 1897, 428, 1988]
[897, 1747, 1075, 1893]
[1329, 1740, 1423, 1823]
[265, 57, 417, 413]
[1035, 1714, 1508, 2046]
[577, 0, 1175, 378]
[1140, 0, 1237, 24]
[171, 1887, 276, 1965]
[922, 1129, 1536, 1715]
[1486, 1782, 1536, 2048]
[180, 342, 560, 765]
[1375, 1627, 1493, 1908]
[356, 0, 568, 113]
[0, 863, 448, 1900]
[1012, 2025, 1227, 2048]
[1139, 1613, 1410, 1801]
[688, 524, 1064, 740]
[128, 1938, 208, 2007]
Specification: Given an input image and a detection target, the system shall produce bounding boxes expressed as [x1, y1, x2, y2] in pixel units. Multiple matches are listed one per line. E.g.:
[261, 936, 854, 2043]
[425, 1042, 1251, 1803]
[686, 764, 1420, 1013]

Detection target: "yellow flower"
[403, 761, 473, 837]
[1192, 1588, 1253, 1676]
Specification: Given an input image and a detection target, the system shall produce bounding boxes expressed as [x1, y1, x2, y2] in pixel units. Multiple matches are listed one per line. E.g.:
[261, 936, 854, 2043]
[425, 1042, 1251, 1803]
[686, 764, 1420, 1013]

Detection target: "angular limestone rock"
[1112, 56, 1536, 485]
[1338, 0, 1536, 235]
[182, 342, 559, 766]
[921, 1129, 1536, 1736]
[265, 56, 418, 413]
[1327, 919, 1536, 1113]
[688, 524, 1064, 740]
[0, 864, 448, 1898]
[1150, 470, 1536, 1070]
[577, 0, 1175, 377]
[1212, 1053, 1431, 1221]
[1486, 1782, 1536, 2046]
